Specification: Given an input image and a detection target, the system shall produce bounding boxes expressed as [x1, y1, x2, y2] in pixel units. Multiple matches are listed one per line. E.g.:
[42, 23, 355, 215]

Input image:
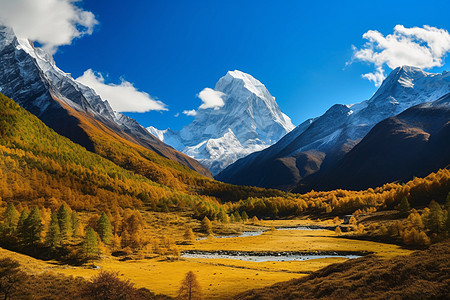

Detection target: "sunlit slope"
[0, 93, 286, 212]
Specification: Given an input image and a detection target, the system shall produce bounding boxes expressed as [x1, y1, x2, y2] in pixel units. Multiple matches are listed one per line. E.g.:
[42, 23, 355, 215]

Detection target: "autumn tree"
[46, 212, 61, 249]
[0, 258, 27, 300]
[335, 226, 342, 235]
[83, 228, 100, 259]
[97, 212, 113, 245]
[3, 203, 19, 233]
[80, 271, 141, 300]
[121, 211, 146, 249]
[178, 271, 202, 300]
[184, 228, 196, 244]
[201, 217, 212, 235]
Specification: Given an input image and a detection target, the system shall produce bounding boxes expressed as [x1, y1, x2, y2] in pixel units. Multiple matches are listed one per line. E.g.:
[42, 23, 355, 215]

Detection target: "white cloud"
[182, 109, 197, 116]
[351, 25, 450, 86]
[0, 0, 98, 54]
[198, 88, 226, 110]
[181, 87, 226, 117]
[174, 112, 180, 117]
[76, 69, 167, 113]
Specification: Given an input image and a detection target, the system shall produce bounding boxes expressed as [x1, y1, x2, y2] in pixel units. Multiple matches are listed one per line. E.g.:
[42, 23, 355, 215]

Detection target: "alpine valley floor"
[0, 217, 412, 299]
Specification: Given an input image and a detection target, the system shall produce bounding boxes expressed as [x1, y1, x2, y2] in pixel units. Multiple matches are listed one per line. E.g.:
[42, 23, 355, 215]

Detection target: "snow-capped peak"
[148, 70, 295, 175]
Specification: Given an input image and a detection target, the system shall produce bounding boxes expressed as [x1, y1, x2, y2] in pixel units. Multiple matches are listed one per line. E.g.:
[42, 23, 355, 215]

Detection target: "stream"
[188, 225, 363, 262]
[181, 250, 362, 262]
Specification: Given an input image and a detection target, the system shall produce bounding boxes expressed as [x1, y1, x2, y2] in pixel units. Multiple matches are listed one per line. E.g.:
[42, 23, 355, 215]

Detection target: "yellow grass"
[0, 219, 413, 299]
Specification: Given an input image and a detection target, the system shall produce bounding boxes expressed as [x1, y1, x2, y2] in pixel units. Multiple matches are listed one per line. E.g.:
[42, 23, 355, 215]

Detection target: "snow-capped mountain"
[295, 91, 450, 193]
[148, 70, 295, 175]
[0, 25, 211, 177]
[217, 66, 450, 189]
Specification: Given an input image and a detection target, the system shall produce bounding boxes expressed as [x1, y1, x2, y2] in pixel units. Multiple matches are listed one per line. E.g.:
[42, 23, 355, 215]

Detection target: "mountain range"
[217, 66, 450, 190]
[1, 23, 449, 194]
[147, 70, 295, 175]
[0, 25, 212, 184]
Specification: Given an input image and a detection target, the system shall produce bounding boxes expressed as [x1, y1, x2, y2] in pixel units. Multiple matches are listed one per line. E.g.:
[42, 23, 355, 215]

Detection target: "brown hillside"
[235, 242, 450, 300]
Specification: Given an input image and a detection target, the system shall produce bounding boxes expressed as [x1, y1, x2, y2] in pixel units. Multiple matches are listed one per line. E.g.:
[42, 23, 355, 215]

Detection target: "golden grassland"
[180, 225, 411, 259]
[0, 219, 413, 299]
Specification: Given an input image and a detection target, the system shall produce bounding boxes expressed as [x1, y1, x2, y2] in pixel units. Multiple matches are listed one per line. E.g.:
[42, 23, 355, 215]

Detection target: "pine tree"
[57, 204, 72, 243]
[178, 271, 202, 300]
[16, 210, 28, 236]
[335, 226, 342, 235]
[46, 212, 61, 249]
[425, 200, 444, 234]
[83, 228, 100, 259]
[4, 203, 19, 232]
[217, 209, 229, 223]
[233, 211, 242, 223]
[20, 207, 43, 246]
[72, 211, 80, 237]
[229, 214, 236, 223]
[97, 212, 113, 244]
[241, 211, 249, 223]
[398, 197, 411, 215]
[201, 217, 213, 234]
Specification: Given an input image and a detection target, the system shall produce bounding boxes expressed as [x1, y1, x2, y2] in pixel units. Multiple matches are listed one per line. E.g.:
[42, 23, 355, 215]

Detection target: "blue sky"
[48, 0, 450, 131]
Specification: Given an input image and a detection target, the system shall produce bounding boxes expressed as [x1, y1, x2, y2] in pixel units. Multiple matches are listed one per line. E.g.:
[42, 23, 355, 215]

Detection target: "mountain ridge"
[217, 66, 450, 190]
[0, 25, 212, 179]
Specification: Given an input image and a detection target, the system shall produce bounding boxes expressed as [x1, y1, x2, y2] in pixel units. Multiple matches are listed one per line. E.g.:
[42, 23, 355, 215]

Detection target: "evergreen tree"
[83, 228, 100, 259]
[229, 214, 236, 223]
[16, 210, 28, 236]
[72, 211, 80, 237]
[398, 197, 411, 215]
[233, 211, 242, 223]
[4, 203, 19, 232]
[241, 211, 249, 222]
[97, 212, 113, 244]
[20, 207, 43, 246]
[444, 210, 450, 233]
[201, 217, 213, 234]
[425, 200, 444, 234]
[46, 212, 61, 249]
[217, 209, 229, 223]
[57, 204, 72, 243]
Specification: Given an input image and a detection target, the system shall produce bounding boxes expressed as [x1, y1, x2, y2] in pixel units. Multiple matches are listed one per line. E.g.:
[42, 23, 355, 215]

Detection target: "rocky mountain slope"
[295, 92, 450, 192]
[148, 70, 294, 175]
[217, 66, 450, 189]
[0, 25, 211, 178]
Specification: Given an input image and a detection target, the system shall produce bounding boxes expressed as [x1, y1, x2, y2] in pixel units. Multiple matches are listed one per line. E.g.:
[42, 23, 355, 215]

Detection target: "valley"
[0, 217, 412, 299]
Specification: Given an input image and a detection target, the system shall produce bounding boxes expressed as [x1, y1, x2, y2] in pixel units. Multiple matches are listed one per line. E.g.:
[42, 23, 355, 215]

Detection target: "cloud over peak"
[0, 0, 98, 54]
[198, 88, 226, 110]
[182, 88, 226, 117]
[351, 25, 450, 86]
[76, 69, 167, 113]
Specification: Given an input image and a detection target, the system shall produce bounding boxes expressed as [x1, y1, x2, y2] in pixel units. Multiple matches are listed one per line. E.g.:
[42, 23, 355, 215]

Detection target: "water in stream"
[181, 252, 361, 262]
